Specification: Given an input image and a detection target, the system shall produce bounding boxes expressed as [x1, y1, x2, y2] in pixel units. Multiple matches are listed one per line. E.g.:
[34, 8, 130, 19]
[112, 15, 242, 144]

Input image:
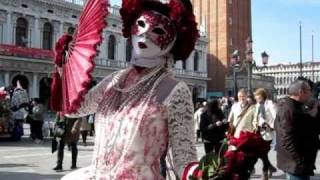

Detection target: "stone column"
[190, 51, 195, 71]
[200, 51, 204, 72]
[59, 21, 64, 37]
[114, 36, 119, 61]
[117, 37, 126, 61]
[5, 11, 12, 44]
[203, 51, 208, 73]
[32, 16, 41, 48]
[32, 73, 38, 98]
[99, 32, 107, 58]
[4, 72, 10, 86]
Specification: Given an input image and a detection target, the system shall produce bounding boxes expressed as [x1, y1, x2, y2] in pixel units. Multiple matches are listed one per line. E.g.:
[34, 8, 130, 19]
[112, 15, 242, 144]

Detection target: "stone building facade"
[0, 0, 209, 106]
[253, 62, 320, 99]
[192, 0, 251, 96]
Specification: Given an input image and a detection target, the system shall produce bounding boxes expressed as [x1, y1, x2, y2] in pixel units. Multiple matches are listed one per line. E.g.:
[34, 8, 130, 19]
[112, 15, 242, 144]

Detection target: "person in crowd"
[53, 112, 81, 172]
[80, 116, 91, 146]
[275, 80, 317, 180]
[200, 100, 228, 154]
[253, 88, 277, 179]
[220, 96, 231, 117]
[228, 89, 260, 139]
[225, 89, 261, 179]
[194, 101, 207, 142]
[10, 80, 29, 140]
[59, 0, 199, 179]
[25, 100, 36, 140]
[31, 98, 45, 143]
[87, 114, 95, 136]
[247, 93, 256, 105]
[303, 79, 320, 172]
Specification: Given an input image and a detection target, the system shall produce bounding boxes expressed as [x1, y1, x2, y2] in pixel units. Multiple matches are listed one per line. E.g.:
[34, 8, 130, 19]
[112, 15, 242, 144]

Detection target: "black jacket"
[275, 97, 318, 176]
[200, 109, 227, 143]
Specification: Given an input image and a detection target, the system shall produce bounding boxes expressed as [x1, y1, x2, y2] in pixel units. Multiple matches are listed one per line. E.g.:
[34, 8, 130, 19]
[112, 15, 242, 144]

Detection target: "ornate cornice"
[33, 0, 83, 11]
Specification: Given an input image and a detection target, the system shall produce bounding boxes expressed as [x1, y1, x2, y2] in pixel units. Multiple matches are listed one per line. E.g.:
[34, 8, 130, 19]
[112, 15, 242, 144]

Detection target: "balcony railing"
[0, 44, 54, 60]
[108, 6, 121, 17]
[63, 0, 85, 5]
[95, 58, 129, 69]
[173, 68, 208, 78]
[96, 58, 208, 78]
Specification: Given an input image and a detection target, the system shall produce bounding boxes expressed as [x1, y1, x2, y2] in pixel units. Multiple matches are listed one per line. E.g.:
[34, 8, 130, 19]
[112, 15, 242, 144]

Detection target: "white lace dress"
[62, 67, 197, 180]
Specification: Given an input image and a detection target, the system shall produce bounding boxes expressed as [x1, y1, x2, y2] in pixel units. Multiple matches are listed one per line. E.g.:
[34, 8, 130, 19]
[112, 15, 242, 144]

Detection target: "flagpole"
[299, 22, 303, 77]
[312, 31, 314, 81]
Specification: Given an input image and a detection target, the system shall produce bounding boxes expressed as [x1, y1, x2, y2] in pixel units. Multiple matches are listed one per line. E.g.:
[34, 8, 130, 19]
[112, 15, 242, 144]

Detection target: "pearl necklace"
[112, 65, 164, 93]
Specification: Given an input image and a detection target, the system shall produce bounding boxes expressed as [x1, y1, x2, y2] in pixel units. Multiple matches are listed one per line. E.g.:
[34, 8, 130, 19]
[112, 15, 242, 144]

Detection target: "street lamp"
[230, 37, 269, 96]
[261, 51, 269, 66]
[231, 50, 240, 99]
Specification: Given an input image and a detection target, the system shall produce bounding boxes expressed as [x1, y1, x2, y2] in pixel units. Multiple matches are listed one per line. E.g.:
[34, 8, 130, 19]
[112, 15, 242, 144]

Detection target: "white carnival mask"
[131, 10, 177, 59]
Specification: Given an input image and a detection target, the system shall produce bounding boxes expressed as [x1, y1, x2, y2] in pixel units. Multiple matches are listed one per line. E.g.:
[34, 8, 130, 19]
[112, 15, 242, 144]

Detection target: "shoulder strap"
[234, 104, 251, 129]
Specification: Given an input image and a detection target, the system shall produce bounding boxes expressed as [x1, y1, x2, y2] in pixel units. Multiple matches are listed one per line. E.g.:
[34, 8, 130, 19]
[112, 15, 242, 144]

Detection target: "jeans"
[286, 173, 310, 180]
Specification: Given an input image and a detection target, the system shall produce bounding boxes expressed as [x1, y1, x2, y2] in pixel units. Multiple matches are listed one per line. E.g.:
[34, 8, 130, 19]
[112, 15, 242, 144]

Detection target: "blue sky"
[109, 0, 319, 65]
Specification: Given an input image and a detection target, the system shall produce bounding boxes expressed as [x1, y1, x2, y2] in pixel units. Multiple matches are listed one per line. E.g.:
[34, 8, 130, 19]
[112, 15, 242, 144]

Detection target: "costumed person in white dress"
[60, 0, 200, 179]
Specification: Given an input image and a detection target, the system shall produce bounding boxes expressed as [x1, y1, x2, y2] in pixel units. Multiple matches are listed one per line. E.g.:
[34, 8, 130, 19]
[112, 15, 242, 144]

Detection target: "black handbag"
[53, 122, 65, 137]
[25, 115, 33, 124]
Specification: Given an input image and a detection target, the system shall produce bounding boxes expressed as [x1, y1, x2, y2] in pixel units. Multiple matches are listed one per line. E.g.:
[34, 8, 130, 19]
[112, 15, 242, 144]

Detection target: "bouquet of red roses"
[223, 131, 270, 179]
[189, 131, 270, 180]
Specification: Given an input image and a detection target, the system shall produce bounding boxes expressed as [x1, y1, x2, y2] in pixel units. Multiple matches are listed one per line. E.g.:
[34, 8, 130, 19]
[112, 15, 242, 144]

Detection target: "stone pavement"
[1, 125, 320, 180]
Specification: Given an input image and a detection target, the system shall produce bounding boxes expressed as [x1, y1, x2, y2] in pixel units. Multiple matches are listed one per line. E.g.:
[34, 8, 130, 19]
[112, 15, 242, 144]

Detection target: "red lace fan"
[51, 0, 108, 113]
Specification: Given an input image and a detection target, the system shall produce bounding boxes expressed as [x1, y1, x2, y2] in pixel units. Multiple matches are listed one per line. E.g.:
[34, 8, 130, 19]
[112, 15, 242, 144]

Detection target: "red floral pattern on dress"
[89, 68, 168, 179]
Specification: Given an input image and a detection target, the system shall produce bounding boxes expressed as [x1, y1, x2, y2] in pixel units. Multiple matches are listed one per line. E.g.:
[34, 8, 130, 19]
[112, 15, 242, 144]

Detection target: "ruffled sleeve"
[164, 82, 198, 179]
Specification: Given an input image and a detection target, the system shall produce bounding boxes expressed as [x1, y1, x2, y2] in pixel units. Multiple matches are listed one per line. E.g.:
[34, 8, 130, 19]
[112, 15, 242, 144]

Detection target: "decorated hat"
[120, 0, 199, 61]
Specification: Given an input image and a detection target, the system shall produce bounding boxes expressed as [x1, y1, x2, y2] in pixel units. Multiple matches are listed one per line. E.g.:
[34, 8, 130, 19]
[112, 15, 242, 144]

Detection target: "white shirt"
[193, 107, 205, 131]
[254, 99, 277, 129]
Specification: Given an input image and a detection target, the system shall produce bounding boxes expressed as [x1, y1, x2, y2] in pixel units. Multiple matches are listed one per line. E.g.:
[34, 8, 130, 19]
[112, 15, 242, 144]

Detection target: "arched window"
[193, 51, 199, 71]
[126, 38, 132, 62]
[108, 35, 116, 60]
[43, 22, 53, 50]
[16, 17, 28, 47]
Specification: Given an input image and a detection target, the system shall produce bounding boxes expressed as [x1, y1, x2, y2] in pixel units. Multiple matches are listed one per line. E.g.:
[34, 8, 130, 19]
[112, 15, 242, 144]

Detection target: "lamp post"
[230, 37, 269, 96]
[261, 51, 269, 66]
[245, 37, 253, 93]
[231, 50, 240, 99]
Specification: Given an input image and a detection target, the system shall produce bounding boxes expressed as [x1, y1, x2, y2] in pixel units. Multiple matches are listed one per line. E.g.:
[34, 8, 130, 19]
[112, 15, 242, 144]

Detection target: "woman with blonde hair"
[253, 88, 277, 179]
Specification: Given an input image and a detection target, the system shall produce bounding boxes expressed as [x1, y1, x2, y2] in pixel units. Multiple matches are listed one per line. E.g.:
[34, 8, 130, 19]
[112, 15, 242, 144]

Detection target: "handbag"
[53, 121, 65, 137]
[25, 115, 33, 124]
[259, 124, 273, 141]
